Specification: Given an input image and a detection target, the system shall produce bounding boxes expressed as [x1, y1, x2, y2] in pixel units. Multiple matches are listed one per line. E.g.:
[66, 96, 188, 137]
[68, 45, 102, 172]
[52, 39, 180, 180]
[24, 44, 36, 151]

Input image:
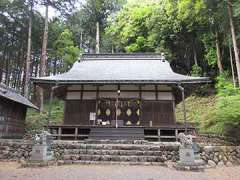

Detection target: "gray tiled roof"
[32, 54, 210, 84]
[0, 84, 38, 109]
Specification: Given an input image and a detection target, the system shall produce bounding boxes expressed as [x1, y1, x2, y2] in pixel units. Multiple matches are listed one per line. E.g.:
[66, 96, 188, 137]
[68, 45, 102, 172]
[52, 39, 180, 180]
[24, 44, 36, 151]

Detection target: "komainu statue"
[177, 133, 193, 148]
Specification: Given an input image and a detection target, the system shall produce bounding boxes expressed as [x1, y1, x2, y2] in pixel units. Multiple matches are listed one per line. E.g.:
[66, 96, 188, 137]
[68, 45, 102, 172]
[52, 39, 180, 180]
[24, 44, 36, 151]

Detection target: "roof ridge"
[80, 53, 166, 61]
[82, 53, 163, 55]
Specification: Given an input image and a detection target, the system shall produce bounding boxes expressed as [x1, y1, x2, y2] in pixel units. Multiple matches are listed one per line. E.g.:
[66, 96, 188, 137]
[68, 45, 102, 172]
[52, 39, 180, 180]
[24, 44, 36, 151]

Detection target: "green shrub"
[190, 64, 202, 77]
[25, 100, 64, 134]
[203, 95, 240, 135]
[216, 73, 239, 96]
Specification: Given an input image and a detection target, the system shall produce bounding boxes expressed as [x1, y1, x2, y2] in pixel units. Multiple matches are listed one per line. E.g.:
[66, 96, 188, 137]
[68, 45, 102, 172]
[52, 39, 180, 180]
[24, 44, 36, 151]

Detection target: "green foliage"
[53, 29, 80, 67]
[215, 73, 240, 97]
[26, 100, 64, 133]
[177, 0, 207, 29]
[66, 0, 125, 52]
[176, 94, 217, 128]
[190, 64, 202, 77]
[177, 73, 240, 136]
[204, 47, 217, 67]
[203, 95, 240, 135]
[106, 0, 181, 54]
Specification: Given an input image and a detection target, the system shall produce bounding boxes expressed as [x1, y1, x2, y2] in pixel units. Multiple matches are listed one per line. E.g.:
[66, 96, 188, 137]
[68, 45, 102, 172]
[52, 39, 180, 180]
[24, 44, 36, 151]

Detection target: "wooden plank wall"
[64, 100, 95, 125]
[63, 85, 176, 126]
[142, 101, 175, 126]
[0, 97, 26, 138]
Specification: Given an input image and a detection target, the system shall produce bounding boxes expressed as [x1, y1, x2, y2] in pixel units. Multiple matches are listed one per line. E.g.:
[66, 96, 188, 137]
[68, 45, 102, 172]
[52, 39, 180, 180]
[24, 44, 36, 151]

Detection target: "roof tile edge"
[79, 53, 166, 61]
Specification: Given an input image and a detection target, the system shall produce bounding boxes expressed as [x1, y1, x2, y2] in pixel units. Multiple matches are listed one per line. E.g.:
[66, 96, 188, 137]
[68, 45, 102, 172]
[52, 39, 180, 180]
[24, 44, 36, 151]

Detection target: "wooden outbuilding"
[0, 84, 37, 138]
[32, 54, 210, 140]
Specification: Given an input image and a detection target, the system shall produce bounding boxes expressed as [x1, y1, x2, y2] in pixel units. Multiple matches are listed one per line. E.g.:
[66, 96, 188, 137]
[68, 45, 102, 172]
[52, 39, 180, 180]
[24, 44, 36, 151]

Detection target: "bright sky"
[36, 5, 59, 19]
[36, 1, 83, 19]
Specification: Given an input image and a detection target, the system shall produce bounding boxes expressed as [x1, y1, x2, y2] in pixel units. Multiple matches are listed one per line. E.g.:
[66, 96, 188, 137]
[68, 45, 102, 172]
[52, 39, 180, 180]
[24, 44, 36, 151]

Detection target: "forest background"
[0, 0, 240, 137]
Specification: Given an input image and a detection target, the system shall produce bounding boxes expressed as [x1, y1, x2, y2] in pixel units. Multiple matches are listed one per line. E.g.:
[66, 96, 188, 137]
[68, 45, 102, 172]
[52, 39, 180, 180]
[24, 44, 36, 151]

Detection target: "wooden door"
[97, 99, 141, 126]
[142, 101, 175, 126]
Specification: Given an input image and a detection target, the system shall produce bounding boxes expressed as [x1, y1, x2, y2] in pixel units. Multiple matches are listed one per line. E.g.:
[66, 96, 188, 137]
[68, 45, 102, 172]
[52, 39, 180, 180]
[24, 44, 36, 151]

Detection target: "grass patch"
[176, 94, 218, 133]
[176, 93, 240, 137]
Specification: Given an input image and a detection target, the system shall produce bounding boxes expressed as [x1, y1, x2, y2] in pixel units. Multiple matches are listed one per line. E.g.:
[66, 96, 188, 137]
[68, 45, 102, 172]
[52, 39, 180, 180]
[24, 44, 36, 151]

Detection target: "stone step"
[0, 146, 9, 151]
[58, 160, 167, 166]
[57, 144, 178, 151]
[89, 128, 144, 140]
[85, 139, 148, 144]
[63, 154, 167, 162]
[64, 149, 167, 156]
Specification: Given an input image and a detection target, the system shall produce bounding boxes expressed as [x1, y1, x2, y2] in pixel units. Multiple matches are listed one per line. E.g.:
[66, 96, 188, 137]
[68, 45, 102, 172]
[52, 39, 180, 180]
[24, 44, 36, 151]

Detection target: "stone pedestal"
[22, 131, 54, 167]
[30, 144, 53, 161]
[175, 145, 205, 171]
[179, 146, 195, 165]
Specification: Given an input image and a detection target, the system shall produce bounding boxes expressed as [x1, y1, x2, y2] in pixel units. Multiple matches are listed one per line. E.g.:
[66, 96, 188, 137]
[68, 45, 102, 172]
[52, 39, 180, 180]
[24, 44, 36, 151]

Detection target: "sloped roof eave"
[0, 85, 38, 110]
[31, 77, 211, 85]
[31, 54, 211, 86]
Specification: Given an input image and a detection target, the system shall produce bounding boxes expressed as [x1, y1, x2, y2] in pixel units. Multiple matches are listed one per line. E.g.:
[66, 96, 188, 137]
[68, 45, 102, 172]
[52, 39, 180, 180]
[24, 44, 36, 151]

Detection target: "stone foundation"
[0, 139, 239, 167]
[198, 134, 239, 146]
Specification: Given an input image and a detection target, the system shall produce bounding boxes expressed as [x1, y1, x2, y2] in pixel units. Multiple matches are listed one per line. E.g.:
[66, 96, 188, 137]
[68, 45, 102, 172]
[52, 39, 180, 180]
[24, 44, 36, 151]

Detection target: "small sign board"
[89, 112, 96, 121]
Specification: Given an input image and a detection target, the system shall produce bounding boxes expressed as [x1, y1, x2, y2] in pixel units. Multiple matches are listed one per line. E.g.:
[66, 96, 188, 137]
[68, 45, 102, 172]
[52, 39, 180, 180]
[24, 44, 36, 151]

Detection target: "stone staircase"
[0, 145, 9, 159]
[57, 140, 179, 166]
[89, 128, 144, 140]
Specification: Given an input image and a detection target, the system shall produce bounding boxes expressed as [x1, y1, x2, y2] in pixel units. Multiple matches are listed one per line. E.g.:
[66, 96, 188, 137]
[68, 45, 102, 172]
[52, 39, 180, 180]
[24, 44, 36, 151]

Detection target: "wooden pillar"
[58, 127, 62, 140]
[80, 84, 84, 100]
[178, 85, 187, 134]
[139, 85, 142, 125]
[175, 129, 178, 142]
[155, 85, 158, 100]
[158, 128, 161, 142]
[75, 127, 78, 140]
[47, 86, 54, 130]
[115, 85, 121, 128]
[95, 86, 99, 126]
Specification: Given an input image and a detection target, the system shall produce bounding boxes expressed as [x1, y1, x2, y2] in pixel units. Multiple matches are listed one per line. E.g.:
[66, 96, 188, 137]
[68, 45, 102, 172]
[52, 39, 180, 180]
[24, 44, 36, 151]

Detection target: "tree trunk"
[229, 42, 236, 88]
[24, 2, 33, 98]
[227, 0, 240, 86]
[37, 4, 49, 112]
[80, 31, 83, 49]
[215, 30, 224, 73]
[193, 46, 198, 66]
[96, 21, 100, 54]
[192, 39, 198, 66]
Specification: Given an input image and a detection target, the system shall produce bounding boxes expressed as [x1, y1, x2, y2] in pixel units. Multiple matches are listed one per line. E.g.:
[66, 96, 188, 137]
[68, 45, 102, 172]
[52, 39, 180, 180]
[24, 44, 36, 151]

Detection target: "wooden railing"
[47, 125, 195, 141]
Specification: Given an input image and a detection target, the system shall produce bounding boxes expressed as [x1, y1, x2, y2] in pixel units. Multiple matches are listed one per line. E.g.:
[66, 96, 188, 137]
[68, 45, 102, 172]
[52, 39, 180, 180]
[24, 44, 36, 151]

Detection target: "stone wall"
[200, 146, 240, 167]
[197, 134, 240, 146]
[0, 139, 239, 167]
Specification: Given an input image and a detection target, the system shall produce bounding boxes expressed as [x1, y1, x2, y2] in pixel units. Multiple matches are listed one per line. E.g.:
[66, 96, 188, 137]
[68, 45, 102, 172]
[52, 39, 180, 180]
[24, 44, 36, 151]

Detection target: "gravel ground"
[0, 162, 240, 180]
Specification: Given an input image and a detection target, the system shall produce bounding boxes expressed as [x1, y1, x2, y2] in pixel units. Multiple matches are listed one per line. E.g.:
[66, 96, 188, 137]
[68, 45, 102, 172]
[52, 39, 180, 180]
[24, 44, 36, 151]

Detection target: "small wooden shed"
[0, 84, 37, 138]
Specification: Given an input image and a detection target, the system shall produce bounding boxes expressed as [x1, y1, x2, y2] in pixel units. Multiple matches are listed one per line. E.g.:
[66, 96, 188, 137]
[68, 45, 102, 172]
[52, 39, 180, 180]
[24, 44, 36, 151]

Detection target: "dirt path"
[0, 162, 240, 180]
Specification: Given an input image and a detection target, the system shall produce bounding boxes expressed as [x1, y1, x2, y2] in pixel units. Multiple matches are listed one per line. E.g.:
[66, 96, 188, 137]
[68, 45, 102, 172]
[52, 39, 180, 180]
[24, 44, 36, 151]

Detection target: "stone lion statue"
[34, 131, 53, 145]
[177, 133, 193, 147]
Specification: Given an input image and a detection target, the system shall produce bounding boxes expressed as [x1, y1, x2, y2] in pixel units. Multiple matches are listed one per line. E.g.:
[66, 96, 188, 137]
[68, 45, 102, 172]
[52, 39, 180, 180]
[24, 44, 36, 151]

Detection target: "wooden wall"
[66, 84, 174, 101]
[141, 101, 175, 126]
[63, 84, 176, 127]
[64, 100, 95, 125]
[0, 97, 27, 138]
